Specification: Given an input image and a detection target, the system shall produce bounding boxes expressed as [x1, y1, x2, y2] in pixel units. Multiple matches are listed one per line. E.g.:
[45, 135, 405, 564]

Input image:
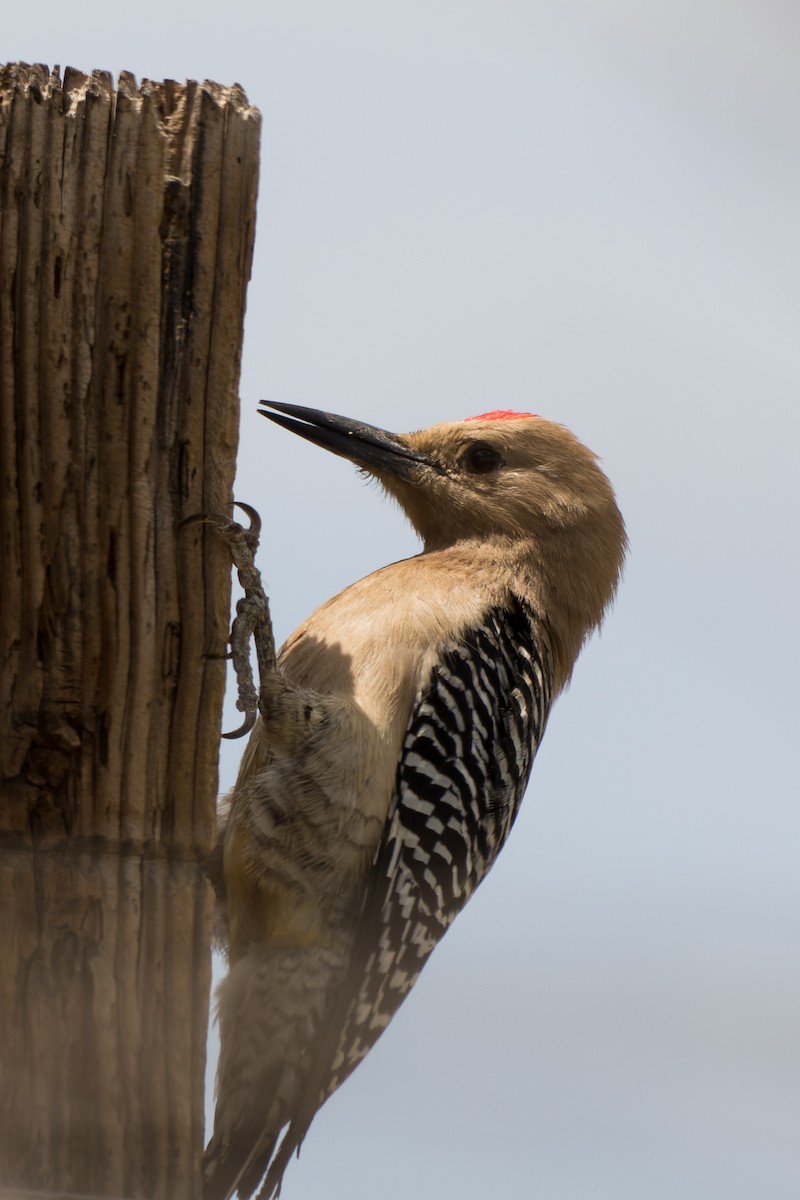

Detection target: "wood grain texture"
[0, 63, 260, 1197]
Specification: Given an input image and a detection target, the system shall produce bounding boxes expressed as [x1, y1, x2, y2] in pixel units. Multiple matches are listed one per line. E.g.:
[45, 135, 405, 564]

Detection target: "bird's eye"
[461, 441, 505, 475]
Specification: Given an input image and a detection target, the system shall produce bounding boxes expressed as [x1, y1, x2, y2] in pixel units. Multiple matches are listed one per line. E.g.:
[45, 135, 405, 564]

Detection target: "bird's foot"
[181, 503, 276, 739]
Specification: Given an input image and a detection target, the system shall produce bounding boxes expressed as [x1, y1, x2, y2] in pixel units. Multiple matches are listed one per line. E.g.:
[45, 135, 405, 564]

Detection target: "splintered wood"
[0, 63, 260, 1198]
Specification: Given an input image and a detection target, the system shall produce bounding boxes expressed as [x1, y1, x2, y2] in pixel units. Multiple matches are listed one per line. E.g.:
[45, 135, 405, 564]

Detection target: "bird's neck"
[419, 536, 611, 691]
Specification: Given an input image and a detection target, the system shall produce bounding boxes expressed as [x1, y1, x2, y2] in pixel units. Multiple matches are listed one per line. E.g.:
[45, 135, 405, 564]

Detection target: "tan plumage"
[204, 404, 627, 1200]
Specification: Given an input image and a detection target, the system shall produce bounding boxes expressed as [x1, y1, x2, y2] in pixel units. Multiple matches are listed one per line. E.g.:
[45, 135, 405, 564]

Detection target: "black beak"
[258, 401, 442, 479]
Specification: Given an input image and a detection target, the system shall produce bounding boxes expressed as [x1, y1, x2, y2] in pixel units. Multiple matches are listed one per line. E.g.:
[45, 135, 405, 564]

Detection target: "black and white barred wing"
[330, 599, 552, 1081]
[260, 600, 552, 1197]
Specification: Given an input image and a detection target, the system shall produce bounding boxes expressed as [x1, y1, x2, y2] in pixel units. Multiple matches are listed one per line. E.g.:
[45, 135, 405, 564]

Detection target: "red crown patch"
[464, 410, 538, 422]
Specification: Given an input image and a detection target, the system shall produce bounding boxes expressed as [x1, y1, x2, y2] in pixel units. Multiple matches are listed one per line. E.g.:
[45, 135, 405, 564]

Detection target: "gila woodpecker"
[203, 402, 627, 1200]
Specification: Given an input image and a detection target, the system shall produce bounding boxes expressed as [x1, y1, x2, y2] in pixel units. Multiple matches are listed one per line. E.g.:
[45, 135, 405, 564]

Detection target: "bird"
[202, 401, 627, 1200]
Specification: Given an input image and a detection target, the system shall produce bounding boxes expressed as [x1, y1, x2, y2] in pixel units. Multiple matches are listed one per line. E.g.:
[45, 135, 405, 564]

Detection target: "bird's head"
[260, 402, 627, 655]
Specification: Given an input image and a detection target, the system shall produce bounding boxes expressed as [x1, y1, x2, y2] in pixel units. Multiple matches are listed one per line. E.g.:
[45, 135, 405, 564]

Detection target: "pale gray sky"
[6, 2, 799, 1196]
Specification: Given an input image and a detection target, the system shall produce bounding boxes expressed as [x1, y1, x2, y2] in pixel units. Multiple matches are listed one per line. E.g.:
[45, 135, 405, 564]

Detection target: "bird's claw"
[222, 709, 258, 740]
[231, 501, 262, 547]
[181, 501, 276, 740]
[180, 502, 261, 552]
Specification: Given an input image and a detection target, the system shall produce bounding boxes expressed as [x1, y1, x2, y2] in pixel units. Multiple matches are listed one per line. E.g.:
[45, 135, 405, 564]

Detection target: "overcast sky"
[6, 3, 799, 1197]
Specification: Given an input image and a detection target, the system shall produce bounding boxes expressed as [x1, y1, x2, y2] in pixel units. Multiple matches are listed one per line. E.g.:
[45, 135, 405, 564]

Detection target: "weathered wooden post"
[0, 63, 260, 1198]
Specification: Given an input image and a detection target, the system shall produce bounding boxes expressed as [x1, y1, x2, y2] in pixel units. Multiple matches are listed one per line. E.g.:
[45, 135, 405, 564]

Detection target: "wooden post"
[0, 64, 260, 1198]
